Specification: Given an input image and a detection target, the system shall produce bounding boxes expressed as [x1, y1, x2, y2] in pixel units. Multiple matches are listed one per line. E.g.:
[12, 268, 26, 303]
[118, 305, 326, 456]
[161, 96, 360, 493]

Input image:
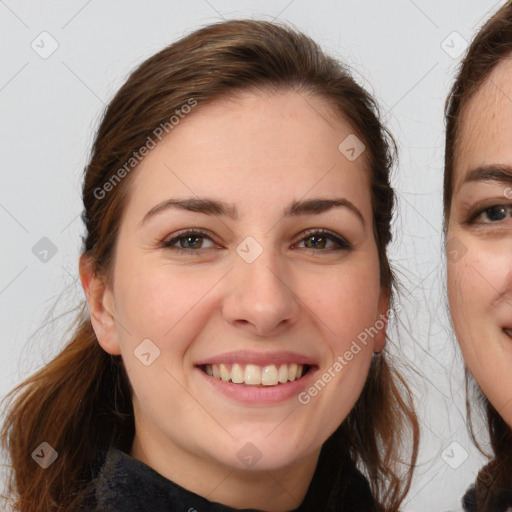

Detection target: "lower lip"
[196, 366, 318, 405]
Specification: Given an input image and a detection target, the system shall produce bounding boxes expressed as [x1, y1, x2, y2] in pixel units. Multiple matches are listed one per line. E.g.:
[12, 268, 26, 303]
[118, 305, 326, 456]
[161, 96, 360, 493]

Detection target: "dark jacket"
[83, 435, 380, 511]
[462, 484, 512, 512]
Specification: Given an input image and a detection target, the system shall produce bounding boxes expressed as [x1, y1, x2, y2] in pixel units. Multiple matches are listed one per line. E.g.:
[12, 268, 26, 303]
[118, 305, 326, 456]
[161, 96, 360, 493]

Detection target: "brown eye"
[303, 234, 329, 249]
[176, 235, 204, 249]
[161, 230, 217, 253]
[294, 229, 351, 251]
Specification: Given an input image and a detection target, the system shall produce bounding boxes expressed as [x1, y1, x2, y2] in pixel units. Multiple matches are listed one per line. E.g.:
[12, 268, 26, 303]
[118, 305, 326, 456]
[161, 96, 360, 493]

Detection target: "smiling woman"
[1, 19, 418, 512]
[444, 3, 512, 510]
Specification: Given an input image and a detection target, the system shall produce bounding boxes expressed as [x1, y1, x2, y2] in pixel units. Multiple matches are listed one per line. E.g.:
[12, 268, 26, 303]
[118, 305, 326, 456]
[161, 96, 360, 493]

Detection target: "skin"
[447, 58, 512, 428]
[80, 90, 388, 511]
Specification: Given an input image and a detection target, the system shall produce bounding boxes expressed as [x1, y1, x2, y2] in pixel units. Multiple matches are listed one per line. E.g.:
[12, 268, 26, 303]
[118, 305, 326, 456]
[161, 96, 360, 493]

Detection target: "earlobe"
[78, 254, 121, 356]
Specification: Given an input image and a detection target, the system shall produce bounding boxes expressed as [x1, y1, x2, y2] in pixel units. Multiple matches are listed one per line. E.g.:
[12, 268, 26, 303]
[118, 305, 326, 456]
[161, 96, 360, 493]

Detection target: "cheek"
[447, 239, 512, 378]
[448, 258, 478, 314]
[311, 263, 381, 353]
[448, 241, 512, 317]
[113, 262, 219, 352]
[448, 253, 489, 348]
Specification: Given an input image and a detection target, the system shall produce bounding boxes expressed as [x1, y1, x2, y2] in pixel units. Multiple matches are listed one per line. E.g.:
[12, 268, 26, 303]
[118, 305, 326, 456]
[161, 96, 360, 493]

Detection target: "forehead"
[127, 90, 372, 213]
[455, 58, 512, 187]
[155, 90, 363, 164]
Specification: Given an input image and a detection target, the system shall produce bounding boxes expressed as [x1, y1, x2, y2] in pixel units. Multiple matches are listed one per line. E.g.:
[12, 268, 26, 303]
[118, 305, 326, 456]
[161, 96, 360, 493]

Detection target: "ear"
[79, 254, 121, 356]
[373, 289, 390, 353]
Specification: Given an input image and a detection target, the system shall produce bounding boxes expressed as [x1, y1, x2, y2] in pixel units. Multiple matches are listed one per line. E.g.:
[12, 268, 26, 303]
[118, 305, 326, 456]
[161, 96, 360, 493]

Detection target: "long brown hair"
[444, 2, 512, 508]
[1, 19, 418, 511]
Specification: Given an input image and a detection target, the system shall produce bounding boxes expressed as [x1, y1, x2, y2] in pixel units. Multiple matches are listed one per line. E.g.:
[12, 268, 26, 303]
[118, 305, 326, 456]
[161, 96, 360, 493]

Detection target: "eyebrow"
[140, 197, 365, 226]
[463, 164, 512, 185]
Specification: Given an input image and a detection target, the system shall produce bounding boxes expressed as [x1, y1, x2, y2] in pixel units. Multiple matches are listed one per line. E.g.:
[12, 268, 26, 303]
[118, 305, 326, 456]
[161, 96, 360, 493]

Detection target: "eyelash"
[160, 228, 352, 255]
[467, 204, 512, 224]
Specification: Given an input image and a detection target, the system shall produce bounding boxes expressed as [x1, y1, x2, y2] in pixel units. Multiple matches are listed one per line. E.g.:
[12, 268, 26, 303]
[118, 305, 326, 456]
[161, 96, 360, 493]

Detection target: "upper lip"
[195, 350, 318, 367]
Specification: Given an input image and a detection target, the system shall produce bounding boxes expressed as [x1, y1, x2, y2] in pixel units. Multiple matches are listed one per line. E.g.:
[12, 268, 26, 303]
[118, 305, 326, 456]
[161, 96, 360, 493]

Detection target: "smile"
[201, 363, 310, 386]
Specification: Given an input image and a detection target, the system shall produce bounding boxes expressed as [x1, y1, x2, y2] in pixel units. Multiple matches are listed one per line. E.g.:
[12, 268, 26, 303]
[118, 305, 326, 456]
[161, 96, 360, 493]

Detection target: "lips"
[503, 327, 512, 338]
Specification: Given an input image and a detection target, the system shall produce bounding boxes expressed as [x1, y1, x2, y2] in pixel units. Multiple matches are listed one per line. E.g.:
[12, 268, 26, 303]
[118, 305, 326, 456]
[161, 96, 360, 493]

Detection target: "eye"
[161, 229, 218, 253]
[472, 205, 512, 223]
[293, 229, 352, 251]
[160, 228, 351, 255]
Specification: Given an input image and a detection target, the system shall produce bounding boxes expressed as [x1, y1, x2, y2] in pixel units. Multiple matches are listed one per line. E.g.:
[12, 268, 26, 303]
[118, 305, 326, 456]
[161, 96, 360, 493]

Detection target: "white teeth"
[244, 364, 261, 385]
[231, 363, 244, 383]
[278, 364, 288, 383]
[261, 365, 278, 386]
[205, 363, 306, 386]
[219, 363, 230, 382]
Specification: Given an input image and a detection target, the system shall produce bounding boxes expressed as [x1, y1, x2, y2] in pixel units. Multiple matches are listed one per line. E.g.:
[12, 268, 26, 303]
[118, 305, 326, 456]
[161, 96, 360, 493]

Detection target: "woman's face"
[83, 91, 388, 488]
[447, 58, 512, 427]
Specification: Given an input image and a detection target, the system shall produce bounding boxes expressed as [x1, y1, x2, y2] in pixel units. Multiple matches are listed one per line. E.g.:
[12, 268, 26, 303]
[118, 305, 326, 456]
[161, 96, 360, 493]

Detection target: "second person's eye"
[473, 204, 512, 223]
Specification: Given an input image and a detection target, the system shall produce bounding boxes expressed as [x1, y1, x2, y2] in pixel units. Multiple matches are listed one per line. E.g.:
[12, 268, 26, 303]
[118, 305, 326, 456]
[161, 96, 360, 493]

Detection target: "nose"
[222, 242, 301, 338]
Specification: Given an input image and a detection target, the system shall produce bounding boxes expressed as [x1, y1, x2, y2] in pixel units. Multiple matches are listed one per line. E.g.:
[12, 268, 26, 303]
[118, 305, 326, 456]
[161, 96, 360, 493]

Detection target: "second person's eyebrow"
[140, 197, 365, 226]
[464, 164, 512, 185]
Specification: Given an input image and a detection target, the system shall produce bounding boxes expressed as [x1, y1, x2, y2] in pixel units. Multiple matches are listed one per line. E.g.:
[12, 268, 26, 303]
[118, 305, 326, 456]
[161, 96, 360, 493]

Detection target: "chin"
[213, 436, 314, 472]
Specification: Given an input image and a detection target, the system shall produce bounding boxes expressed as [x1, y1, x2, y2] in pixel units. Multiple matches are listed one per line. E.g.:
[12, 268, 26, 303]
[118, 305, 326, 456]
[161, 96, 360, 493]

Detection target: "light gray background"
[0, 1, 504, 510]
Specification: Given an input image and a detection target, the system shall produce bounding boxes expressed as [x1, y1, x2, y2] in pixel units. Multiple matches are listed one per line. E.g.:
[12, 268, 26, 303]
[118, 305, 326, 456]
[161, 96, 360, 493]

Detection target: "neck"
[130, 432, 321, 511]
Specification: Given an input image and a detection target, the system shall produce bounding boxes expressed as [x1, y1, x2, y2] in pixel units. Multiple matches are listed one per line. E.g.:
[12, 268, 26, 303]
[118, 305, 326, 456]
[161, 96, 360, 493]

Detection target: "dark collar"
[463, 484, 512, 512]
[85, 435, 378, 511]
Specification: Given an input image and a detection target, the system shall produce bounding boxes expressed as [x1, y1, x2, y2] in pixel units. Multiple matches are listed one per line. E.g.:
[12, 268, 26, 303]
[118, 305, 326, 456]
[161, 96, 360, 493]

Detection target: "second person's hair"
[444, 2, 512, 508]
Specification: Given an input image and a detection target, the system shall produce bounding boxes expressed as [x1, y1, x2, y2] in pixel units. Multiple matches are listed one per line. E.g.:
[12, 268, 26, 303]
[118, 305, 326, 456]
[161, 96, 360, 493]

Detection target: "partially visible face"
[447, 58, 512, 427]
[92, 91, 388, 487]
